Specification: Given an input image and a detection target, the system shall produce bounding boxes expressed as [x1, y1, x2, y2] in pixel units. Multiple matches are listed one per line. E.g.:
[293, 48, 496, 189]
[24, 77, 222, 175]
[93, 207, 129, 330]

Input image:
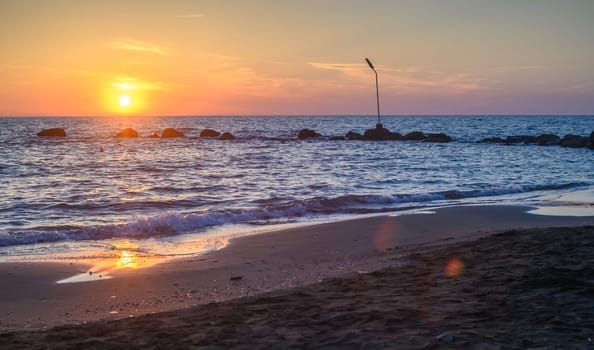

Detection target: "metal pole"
[374, 70, 380, 125]
[365, 58, 381, 127]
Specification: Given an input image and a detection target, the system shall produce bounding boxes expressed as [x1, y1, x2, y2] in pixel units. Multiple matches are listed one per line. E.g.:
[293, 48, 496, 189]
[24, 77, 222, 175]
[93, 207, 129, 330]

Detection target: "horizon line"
[1, 113, 594, 118]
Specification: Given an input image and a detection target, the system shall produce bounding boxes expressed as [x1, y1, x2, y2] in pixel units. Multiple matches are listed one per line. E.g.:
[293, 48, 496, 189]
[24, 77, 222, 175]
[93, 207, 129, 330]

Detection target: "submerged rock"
[424, 133, 452, 143]
[345, 131, 363, 140]
[330, 136, 346, 141]
[298, 128, 320, 140]
[161, 128, 185, 138]
[37, 128, 66, 137]
[219, 132, 235, 140]
[116, 128, 139, 138]
[560, 134, 584, 148]
[200, 129, 220, 138]
[481, 137, 505, 143]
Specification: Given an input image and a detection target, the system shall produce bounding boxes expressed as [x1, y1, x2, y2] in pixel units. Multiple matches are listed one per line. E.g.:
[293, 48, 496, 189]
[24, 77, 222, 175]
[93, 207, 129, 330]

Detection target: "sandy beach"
[1, 205, 594, 348]
[3, 1, 594, 348]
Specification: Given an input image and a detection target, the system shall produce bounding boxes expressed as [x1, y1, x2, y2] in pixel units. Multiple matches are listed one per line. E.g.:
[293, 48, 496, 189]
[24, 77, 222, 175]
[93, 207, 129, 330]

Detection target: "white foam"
[529, 206, 594, 217]
[1, 182, 590, 248]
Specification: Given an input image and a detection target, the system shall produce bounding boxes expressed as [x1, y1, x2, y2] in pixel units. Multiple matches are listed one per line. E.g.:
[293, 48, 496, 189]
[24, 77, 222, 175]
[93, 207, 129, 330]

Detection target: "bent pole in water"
[365, 58, 381, 126]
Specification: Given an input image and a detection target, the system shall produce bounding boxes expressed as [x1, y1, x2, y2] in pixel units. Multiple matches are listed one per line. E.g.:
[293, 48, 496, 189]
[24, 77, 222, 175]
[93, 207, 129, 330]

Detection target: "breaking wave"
[0, 182, 586, 248]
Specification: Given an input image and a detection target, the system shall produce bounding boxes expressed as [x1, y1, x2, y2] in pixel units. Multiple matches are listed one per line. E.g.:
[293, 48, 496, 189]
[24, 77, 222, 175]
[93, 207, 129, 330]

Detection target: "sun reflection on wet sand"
[57, 241, 164, 284]
[115, 250, 139, 269]
[56, 236, 230, 284]
[111, 240, 142, 270]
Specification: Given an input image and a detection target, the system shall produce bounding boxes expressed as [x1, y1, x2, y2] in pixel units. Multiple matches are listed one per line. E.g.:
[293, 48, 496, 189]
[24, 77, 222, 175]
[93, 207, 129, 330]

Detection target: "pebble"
[436, 332, 455, 343]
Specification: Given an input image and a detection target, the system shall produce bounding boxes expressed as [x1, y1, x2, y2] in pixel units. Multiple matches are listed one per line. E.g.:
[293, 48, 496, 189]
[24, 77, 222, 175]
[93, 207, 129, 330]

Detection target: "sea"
[1, 115, 593, 262]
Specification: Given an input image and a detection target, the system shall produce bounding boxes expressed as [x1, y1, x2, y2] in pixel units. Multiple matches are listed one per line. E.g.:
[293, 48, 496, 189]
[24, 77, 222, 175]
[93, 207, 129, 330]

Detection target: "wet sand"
[1, 205, 594, 348]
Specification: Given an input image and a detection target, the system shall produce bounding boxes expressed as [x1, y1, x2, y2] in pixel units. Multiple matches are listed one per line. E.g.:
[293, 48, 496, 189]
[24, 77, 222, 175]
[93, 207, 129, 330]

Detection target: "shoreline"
[1, 205, 594, 335]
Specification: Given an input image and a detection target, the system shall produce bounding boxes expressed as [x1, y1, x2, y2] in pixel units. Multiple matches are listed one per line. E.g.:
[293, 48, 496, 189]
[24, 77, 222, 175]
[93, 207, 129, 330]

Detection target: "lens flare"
[444, 257, 465, 278]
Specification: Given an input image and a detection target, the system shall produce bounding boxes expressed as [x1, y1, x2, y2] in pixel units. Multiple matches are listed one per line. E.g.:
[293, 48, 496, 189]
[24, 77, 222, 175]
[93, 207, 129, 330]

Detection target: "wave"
[0, 182, 587, 248]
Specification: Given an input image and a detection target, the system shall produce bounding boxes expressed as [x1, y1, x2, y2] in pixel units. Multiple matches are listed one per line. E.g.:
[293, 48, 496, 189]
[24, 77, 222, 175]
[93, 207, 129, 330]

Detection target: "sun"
[119, 95, 132, 108]
[104, 78, 148, 115]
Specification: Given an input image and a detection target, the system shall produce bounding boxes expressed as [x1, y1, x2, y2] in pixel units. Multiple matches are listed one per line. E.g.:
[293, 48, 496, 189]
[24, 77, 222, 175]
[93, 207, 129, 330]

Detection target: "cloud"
[176, 13, 205, 19]
[109, 39, 170, 56]
[493, 65, 544, 72]
[207, 53, 241, 61]
[1, 63, 111, 79]
[309, 61, 485, 93]
[554, 80, 594, 93]
[108, 77, 168, 91]
[309, 62, 366, 71]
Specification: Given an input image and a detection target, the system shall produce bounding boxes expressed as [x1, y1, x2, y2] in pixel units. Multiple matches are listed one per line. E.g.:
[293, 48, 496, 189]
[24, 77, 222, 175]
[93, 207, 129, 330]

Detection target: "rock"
[589, 131, 594, 149]
[345, 131, 363, 140]
[424, 133, 452, 143]
[481, 137, 505, 143]
[298, 128, 320, 140]
[230, 276, 242, 281]
[384, 132, 403, 141]
[330, 136, 345, 141]
[219, 132, 235, 140]
[116, 128, 139, 138]
[504, 135, 523, 144]
[521, 135, 538, 144]
[148, 132, 160, 138]
[536, 133, 560, 146]
[161, 128, 185, 138]
[560, 134, 584, 148]
[200, 129, 220, 138]
[403, 131, 425, 141]
[504, 135, 537, 144]
[37, 128, 66, 137]
[363, 124, 391, 141]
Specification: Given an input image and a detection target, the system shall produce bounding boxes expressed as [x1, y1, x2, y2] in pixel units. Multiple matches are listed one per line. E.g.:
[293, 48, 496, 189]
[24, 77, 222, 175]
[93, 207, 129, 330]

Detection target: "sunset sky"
[1, 0, 593, 116]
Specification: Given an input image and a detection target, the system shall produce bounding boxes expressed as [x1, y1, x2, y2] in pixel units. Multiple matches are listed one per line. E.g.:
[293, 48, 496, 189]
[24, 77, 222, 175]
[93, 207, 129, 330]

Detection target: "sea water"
[1, 115, 592, 261]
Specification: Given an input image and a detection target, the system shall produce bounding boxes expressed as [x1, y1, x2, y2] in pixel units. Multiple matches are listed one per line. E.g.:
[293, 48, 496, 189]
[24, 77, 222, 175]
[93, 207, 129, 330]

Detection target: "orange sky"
[1, 0, 593, 116]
